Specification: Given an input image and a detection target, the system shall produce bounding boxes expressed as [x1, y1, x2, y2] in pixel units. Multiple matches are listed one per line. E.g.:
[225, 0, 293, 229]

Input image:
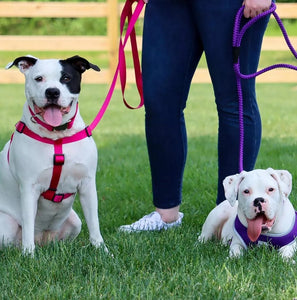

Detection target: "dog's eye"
[34, 76, 43, 82]
[268, 187, 274, 192]
[243, 189, 250, 194]
[61, 74, 71, 83]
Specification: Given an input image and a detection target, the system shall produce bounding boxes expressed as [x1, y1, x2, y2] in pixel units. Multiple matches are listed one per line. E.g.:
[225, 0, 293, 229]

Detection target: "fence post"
[107, 0, 119, 82]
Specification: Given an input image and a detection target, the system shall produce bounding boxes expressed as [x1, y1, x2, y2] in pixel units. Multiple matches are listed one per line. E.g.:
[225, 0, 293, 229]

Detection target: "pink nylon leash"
[89, 0, 145, 131]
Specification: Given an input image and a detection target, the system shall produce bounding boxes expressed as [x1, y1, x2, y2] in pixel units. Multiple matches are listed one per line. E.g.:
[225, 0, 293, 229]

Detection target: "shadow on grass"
[1, 130, 297, 232]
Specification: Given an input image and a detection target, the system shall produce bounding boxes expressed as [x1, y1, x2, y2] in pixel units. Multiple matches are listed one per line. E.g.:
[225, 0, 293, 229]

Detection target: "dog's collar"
[28, 103, 78, 131]
[234, 211, 297, 249]
[14, 121, 92, 145]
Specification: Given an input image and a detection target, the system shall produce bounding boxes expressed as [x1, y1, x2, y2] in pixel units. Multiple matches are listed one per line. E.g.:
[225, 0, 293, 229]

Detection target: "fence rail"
[0, 1, 296, 84]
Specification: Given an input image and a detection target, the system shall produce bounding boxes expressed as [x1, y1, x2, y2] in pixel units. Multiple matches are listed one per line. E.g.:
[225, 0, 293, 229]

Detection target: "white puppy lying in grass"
[198, 168, 297, 260]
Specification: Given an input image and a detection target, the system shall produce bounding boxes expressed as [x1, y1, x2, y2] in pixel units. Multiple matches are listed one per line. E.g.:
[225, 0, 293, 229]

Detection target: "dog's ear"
[267, 168, 292, 198]
[63, 56, 100, 73]
[6, 55, 38, 73]
[223, 171, 246, 206]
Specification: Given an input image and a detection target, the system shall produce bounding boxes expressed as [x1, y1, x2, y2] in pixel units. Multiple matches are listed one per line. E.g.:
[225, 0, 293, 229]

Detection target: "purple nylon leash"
[233, 2, 297, 172]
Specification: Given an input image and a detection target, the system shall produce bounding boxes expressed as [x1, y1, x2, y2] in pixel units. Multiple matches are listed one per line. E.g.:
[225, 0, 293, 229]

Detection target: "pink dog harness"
[9, 115, 92, 203]
[234, 212, 297, 249]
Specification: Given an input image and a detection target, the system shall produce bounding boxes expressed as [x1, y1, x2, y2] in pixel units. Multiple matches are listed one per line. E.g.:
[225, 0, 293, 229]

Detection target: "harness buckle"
[15, 121, 26, 133]
[85, 126, 92, 137]
[53, 154, 65, 165]
[52, 194, 64, 203]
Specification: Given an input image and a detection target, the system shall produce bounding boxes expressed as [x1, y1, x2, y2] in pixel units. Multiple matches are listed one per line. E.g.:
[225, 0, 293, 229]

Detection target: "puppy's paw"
[197, 232, 211, 243]
[229, 245, 244, 258]
[285, 258, 296, 265]
[280, 253, 296, 264]
[279, 244, 296, 262]
[197, 234, 206, 243]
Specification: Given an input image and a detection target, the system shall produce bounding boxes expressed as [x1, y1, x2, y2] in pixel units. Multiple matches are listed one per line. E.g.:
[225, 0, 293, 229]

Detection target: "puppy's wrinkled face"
[224, 168, 292, 243]
[237, 170, 282, 241]
[238, 170, 281, 220]
[24, 59, 81, 127]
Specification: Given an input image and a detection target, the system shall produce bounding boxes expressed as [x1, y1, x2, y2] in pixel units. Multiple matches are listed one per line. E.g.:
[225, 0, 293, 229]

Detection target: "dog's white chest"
[9, 132, 97, 195]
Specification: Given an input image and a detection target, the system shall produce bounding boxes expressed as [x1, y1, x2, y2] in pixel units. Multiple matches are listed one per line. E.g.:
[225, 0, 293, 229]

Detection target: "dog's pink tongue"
[43, 106, 62, 127]
[247, 215, 265, 242]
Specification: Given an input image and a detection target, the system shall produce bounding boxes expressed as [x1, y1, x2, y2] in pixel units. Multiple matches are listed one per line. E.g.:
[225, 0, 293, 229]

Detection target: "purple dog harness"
[234, 212, 297, 249]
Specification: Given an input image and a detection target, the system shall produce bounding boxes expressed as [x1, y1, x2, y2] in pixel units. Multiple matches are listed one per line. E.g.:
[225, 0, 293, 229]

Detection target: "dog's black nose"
[253, 197, 265, 207]
[45, 88, 60, 103]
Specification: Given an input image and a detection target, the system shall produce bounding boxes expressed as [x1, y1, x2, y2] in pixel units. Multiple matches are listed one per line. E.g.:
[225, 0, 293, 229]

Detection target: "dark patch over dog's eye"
[61, 73, 71, 83]
[34, 76, 43, 82]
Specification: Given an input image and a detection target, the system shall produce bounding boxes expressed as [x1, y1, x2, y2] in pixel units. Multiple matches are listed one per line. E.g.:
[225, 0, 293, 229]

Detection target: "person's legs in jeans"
[143, 0, 203, 222]
[119, 0, 202, 230]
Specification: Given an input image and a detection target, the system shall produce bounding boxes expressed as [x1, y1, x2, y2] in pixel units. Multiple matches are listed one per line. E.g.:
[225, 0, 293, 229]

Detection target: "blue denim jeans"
[142, 0, 270, 207]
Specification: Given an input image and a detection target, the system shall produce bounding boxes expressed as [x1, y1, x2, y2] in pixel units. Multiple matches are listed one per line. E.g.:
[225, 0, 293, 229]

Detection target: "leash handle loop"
[233, 2, 297, 172]
[233, 2, 297, 80]
[89, 0, 145, 131]
[119, 0, 144, 109]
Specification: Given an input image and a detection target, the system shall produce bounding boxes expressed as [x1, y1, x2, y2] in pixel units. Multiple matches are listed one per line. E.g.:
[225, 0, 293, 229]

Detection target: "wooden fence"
[0, 1, 296, 84]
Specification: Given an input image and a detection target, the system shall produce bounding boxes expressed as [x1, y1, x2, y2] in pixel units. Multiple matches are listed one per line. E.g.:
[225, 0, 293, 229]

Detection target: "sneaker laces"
[129, 212, 164, 231]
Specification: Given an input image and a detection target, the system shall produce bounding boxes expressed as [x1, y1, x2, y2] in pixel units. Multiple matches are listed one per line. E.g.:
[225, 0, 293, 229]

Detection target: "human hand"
[242, 0, 272, 18]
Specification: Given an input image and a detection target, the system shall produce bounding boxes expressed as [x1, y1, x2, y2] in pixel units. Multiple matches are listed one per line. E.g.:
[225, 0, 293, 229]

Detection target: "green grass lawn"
[0, 82, 297, 299]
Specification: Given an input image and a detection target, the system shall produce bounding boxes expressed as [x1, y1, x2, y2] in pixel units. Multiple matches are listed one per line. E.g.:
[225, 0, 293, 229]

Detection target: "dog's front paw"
[197, 234, 206, 243]
[279, 244, 296, 262]
[197, 232, 211, 243]
[22, 245, 35, 257]
[229, 244, 244, 258]
[90, 238, 109, 254]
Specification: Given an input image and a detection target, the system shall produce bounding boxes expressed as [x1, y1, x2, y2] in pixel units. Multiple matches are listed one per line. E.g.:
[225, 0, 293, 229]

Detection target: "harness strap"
[234, 212, 297, 249]
[40, 141, 73, 203]
[13, 121, 92, 202]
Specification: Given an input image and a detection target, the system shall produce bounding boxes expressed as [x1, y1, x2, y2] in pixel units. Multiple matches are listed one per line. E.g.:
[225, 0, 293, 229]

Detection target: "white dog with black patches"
[198, 168, 297, 260]
[0, 55, 106, 255]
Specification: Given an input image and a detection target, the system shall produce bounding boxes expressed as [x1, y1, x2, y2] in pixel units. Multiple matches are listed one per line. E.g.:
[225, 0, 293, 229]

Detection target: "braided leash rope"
[233, 2, 297, 172]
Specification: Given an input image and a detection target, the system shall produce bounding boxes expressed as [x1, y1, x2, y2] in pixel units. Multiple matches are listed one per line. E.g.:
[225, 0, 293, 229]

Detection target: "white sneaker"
[118, 211, 184, 232]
